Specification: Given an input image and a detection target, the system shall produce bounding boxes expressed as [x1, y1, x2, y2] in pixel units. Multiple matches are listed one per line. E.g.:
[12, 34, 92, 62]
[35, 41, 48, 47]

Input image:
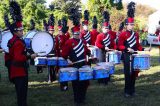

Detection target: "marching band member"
[108, 25, 117, 41]
[95, 11, 117, 85]
[55, 18, 70, 91]
[118, 2, 151, 97]
[27, 19, 41, 72]
[7, 1, 37, 106]
[90, 16, 99, 46]
[80, 10, 92, 45]
[61, 8, 91, 104]
[116, 22, 125, 45]
[47, 14, 56, 82]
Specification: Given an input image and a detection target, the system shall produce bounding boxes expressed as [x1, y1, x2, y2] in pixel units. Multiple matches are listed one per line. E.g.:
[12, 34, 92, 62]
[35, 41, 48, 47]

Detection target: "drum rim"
[60, 67, 78, 72]
[97, 62, 114, 66]
[24, 30, 37, 38]
[47, 57, 58, 59]
[58, 57, 66, 60]
[31, 31, 54, 56]
[132, 54, 150, 57]
[35, 57, 47, 59]
[108, 51, 121, 54]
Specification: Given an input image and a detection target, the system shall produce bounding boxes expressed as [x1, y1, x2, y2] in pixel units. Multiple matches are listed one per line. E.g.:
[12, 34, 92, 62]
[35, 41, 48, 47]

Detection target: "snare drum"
[133, 54, 150, 70]
[93, 66, 109, 79]
[88, 46, 100, 59]
[31, 31, 54, 56]
[58, 57, 68, 67]
[0, 30, 13, 53]
[34, 57, 47, 66]
[59, 67, 78, 82]
[47, 57, 57, 66]
[79, 65, 93, 80]
[24, 30, 37, 49]
[97, 62, 115, 75]
[107, 51, 121, 64]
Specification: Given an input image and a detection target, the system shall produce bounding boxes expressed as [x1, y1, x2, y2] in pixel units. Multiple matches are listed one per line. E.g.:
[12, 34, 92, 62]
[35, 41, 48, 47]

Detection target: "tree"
[50, 0, 81, 20]
[0, 0, 48, 32]
[0, 0, 10, 29]
[81, 0, 125, 31]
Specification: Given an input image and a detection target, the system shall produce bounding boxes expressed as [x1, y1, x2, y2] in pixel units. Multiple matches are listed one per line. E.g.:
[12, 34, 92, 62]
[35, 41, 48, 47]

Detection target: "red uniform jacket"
[55, 34, 70, 57]
[109, 30, 116, 40]
[95, 32, 117, 50]
[118, 31, 144, 52]
[80, 30, 92, 45]
[8, 35, 28, 79]
[90, 29, 99, 46]
[61, 38, 90, 64]
[65, 32, 70, 40]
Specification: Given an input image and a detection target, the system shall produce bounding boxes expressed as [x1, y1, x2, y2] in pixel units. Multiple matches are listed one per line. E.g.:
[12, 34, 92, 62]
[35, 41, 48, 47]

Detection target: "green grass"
[0, 46, 160, 106]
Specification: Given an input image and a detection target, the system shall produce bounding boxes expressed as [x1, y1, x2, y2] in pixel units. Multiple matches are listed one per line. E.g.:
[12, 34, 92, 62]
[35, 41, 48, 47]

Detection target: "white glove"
[127, 48, 135, 53]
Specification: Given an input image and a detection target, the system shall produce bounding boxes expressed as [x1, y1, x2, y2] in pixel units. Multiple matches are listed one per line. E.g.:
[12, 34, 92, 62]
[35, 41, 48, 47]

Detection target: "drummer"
[95, 11, 117, 85]
[108, 25, 116, 41]
[61, 8, 91, 104]
[118, 2, 151, 97]
[47, 14, 56, 83]
[116, 22, 125, 45]
[27, 19, 43, 74]
[80, 10, 92, 45]
[90, 16, 99, 46]
[7, 1, 37, 106]
[55, 18, 70, 91]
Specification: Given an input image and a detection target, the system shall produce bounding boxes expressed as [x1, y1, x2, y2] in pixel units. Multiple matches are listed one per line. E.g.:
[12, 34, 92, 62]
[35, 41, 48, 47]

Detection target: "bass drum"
[24, 30, 38, 49]
[31, 31, 54, 56]
[0, 30, 13, 53]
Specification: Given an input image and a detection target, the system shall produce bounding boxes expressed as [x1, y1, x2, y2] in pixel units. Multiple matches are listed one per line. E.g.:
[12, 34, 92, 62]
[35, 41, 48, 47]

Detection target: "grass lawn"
[0, 46, 160, 106]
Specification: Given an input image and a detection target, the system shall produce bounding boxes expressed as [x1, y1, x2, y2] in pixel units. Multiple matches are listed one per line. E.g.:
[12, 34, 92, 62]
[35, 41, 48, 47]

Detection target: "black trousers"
[123, 53, 136, 95]
[13, 76, 28, 106]
[48, 66, 56, 82]
[5, 60, 11, 82]
[72, 80, 89, 103]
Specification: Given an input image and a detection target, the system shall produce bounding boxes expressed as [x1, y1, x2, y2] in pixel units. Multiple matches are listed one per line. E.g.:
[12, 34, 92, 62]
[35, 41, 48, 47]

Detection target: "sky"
[46, 0, 160, 10]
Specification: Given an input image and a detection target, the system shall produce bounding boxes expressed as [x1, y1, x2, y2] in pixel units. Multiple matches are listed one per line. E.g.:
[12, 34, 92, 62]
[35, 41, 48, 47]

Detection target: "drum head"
[31, 31, 54, 56]
[25, 30, 37, 39]
[0, 31, 13, 53]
